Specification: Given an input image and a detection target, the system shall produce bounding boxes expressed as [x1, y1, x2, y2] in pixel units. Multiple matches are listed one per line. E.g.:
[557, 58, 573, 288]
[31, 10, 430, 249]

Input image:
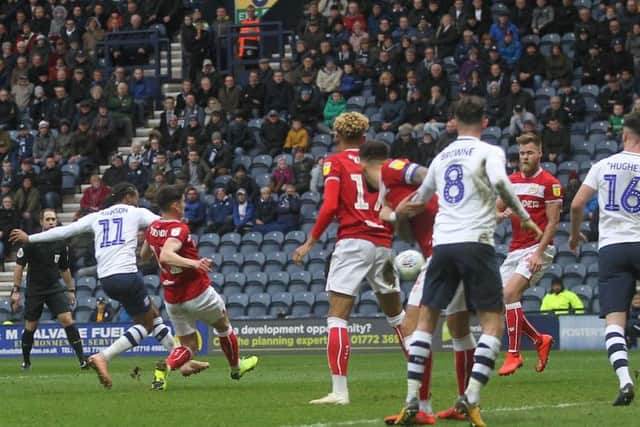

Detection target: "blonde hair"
[333, 111, 369, 139]
[516, 131, 541, 147]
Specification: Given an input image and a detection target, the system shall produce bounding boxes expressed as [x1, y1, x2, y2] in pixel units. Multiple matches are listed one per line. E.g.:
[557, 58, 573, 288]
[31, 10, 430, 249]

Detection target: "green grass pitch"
[0, 350, 636, 427]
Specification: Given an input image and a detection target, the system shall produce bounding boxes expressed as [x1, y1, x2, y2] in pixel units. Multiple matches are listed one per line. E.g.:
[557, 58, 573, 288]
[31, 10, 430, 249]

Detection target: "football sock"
[466, 334, 501, 405]
[387, 310, 408, 357]
[327, 317, 350, 395]
[419, 354, 433, 413]
[505, 302, 523, 353]
[21, 329, 34, 365]
[407, 330, 431, 404]
[218, 326, 239, 369]
[166, 345, 192, 370]
[522, 313, 542, 345]
[605, 325, 633, 388]
[152, 317, 175, 351]
[64, 325, 85, 362]
[102, 324, 148, 361]
[453, 334, 477, 396]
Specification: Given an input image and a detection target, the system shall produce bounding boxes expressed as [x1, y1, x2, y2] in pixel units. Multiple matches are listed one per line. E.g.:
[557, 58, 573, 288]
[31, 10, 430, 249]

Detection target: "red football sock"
[455, 349, 475, 395]
[219, 330, 239, 368]
[419, 355, 433, 401]
[328, 326, 350, 376]
[393, 325, 408, 359]
[166, 345, 192, 370]
[505, 302, 523, 353]
[522, 314, 542, 345]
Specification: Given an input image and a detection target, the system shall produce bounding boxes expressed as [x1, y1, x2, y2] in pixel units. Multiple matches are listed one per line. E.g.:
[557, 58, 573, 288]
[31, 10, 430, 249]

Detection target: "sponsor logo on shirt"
[323, 161, 332, 176]
[552, 183, 562, 197]
[388, 159, 406, 170]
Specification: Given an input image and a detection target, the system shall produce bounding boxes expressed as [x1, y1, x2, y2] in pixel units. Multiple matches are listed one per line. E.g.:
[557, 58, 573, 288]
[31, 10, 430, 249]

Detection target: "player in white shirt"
[10, 183, 175, 388]
[393, 97, 542, 427]
[569, 112, 640, 406]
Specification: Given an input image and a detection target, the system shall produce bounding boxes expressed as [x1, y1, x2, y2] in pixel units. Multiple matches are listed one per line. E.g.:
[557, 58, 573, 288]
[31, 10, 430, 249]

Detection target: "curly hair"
[333, 111, 369, 139]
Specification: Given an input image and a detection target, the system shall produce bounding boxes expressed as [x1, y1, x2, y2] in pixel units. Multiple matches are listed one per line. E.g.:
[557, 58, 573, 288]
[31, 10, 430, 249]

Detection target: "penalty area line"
[281, 401, 603, 427]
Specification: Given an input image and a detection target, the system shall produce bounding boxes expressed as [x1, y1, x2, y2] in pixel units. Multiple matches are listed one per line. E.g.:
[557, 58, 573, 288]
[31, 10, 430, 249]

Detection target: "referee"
[10, 209, 87, 370]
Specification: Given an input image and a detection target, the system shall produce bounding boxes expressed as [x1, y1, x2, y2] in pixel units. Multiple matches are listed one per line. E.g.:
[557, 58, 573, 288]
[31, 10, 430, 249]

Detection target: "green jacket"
[540, 290, 585, 315]
[107, 95, 134, 119]
[323, 97, 347, 127]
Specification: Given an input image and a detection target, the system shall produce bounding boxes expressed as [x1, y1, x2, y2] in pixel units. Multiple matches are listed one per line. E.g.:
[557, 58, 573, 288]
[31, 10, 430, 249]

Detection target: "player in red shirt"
[359, 141, 474, 425]
[293, 112, 406, 405]
[143, 185, 258, 390]
[496, 132, 562, 376]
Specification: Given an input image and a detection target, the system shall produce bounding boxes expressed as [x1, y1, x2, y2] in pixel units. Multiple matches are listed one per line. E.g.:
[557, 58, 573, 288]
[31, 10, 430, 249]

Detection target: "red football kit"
[311, 148, 392, 247]
[508, 168, 563, 251]
[145, 219, 210, 304]
[380, 159, 438, 257]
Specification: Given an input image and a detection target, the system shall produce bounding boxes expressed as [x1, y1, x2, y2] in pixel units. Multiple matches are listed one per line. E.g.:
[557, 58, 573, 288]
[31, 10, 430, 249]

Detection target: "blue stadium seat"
[312, 292, 329, 316]
[76, 276, 97, 293]
[209, 253, 223, 269]
[588, 120, 609, 135]
[541, 162, 558, 175]
[585, 101, 602, 118]
[312, 133, 333, 147]
[198, 233, 220, 249]
[587, 133, 606, 146]
[524, 286, 546, 301]
[572, 140, 595, 162]
[208, 272, 225, 290]
[522, 296, 542, 313]
[521, 34, 540, 46]
[482, 126, 502, 141]
[591, 297, 600, 314]
[558, 161, 579, 175]
[0, 300, 12, 322]
[357, 290, 379, 315]
[310, 271, 326, 293]
[75, 288, 93, 300]
[213, 175, 232, 189]
[269, 292, 292, 317]
[570, 284, 593, 308]
[537, 277, 552, 292]
[288, 271, 311, 293]
[301, 192, 321, 207]
[283, 230, 306, 253]
[226, 294, 248, 318]
[310, 145, 329, 157]
[247, 293, 271, 317]
[74, 309, 92, 323]
[62, 173, 77, 194]
[594, 140, 618, 157]
[219, 232, 241, 256]
[579, 242, 598, 265]
[232, 155, 253, 171]
[244, 272, 266, 295]
[255, 173, 273, 189]
[266, 272, 290, 294]
[301, 204, 317, 221]
[262, 231, 284, 252]
[539, 33, 561, 56]
[563, 264, 587, 287]
[375, 132, 395, 145]
[285, 253, 307, 274]
[346, 96, 366, 112]
[77, 296, 96, 310]
[150, 295, 164, 309]
[291, 292, 315, 317]
[535, 86, 555, 101]
[264, 251, 287, 273]
[198, 246, 217, 259]
[240, 232, 263, 252]
[221, 253, 244, 275]
[544, 263, 563, 280]
[586, 264, 599, 288]
[248, 118, 263, 130]
[242, 252, 266, 273]
[555, 243, 576, 266]
[580, 84, 599, 99]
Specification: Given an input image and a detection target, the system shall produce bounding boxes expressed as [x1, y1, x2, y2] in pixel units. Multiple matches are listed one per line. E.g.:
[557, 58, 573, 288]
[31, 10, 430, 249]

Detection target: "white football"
[394, 250, 425, 281]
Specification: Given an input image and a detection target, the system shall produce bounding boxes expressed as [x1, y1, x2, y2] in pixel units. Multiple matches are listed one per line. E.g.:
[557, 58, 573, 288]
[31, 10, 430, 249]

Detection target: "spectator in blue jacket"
[206, 187, 234, 234]
[14, 123, 34, 161]
[489, 11, 520, 44]
[232, 188, 255, 234]
[339, 63, 363, 99]
[497, 31, 522, 67]
[454, 30, 479, 65]
[129, 67, 152, 126]
[183, 187, 206, 232]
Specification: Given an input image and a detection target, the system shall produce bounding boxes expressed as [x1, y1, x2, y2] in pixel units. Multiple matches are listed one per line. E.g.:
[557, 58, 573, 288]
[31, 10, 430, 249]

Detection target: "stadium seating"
[269, 292, 293, 317]
[291, 292, 315, 317]
[227, 294, 249, 318]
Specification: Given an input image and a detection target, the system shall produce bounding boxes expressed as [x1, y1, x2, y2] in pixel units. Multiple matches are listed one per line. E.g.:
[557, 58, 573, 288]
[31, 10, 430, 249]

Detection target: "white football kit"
[28, 204, 159, 278]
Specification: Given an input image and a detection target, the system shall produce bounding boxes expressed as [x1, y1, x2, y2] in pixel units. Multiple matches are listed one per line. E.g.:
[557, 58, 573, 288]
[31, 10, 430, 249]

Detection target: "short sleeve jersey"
[380, 158, 438, 257]
[583, 152, 640, 249]
[146, 219, 210, 304]
[16, 241, 69, 296]
[508, 168, 563, 251]
[322, 148, 392, 247]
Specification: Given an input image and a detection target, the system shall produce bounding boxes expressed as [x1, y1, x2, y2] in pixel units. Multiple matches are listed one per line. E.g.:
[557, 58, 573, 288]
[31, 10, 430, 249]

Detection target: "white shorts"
[326, 238, 399, 296]
[407, 258, 467, 315]
[499, 244, 556, 287]
[165, 286, 226, 337]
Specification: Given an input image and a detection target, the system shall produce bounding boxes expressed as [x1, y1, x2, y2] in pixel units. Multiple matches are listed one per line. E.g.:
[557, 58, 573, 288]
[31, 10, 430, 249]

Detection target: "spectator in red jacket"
[76, 174, 110, 219]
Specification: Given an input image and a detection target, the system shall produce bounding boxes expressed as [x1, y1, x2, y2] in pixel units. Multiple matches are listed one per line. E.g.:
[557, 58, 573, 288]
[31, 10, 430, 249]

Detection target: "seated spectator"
[497, 31, 521, 67]
[127, 157, 149, 195]
[253, 186, 277, 228]
[563, 171, 581, 216]
[126, 141, 144, 166]
[241, 70, 265, 119]
[14, 176, 40, 233]
[598, 76, 632, 117]
[90, 104, 116, 164]
[272, 156, 295, 194]
[0, 195, 18, 261]
[33, 121, 58, 166]
[77, 175, 110, 219]
[531, 0, 555, 36]
[39, 156, 62, 210]
[55, 120, 73, 162]
[378, 88, 407, 132]
[0, 159, 16, 190]
[283, 118, 309, 153]
[102, 155, 128, 187]
[542, 117, 570, 163]
[508, 105, 537, 138]
[323, 91, 347, 130]
[626, 293, 640, 348]
[17, 159, 38, 186]
[225, 165, 258, 199]
[129, 67, 152, 126]
[0, 88, 18, 130]
[107, 82, 134, 145]
[291, 88, 325, 133]
[183, 187, 206, 232]
[181, 150, 207, 189]
[339, 62, 363, 99]
[309, 156, 325, 194]
[144, 172, 166, 211]
[485, 82, 507, 126]
[545, 44, 572, 84]
[275, 184, 301, 233]
[89, 297, 114, 323]
[609, 102, 626, 138]
[203, 132, 233, 184]
[206, 187, 234, 234]
[424, 85, 449, 124]
[150, 152, 175, 185]
[516, 43, 546, 89]
[260, 110, 289, 157]
[541, 96, 570, 127]
[227, 111, 254, 155]
[540, 278, 585, 315]
[559, 80, 585, 122]
[292, 151, 314, 194]
[504, 79, 535, 115]
[232, 188, 255, 234]
[218, 75, 242, 116]
[419, 126, 439, 167]
[141, 136, 162, 169]
[391, 124, 421, 163]
[316, 57, 343, 96]
[264, 70, 294, 117]
[14, 123, 34, 162]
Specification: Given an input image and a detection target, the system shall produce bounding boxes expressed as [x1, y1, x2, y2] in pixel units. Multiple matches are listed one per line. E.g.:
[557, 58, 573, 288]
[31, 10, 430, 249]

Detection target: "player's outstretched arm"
[10, 214, 94, 244]
[569, 184, 596, 253]
[412, 164, 436, 203]
[160, 238, 212, 272]
[140, 240, 153, 262]
[380, 203, 415, 243]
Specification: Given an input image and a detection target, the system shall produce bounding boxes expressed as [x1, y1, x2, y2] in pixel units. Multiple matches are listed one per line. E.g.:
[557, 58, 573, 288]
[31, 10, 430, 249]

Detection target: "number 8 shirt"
[310, 148, 392, 248]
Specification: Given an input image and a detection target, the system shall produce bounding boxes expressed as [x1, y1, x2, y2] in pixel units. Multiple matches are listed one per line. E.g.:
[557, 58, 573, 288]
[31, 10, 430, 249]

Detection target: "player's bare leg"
[57, 311, 89, 369]
[456, 309, 504, 427]
[20, 320, 38, 370]
[310, 292, 354, 405]
[437, 311, 474, 421]
[500, 274, 553, 375]
[212, 315, 258, 380]
[606, 312, 635, 406]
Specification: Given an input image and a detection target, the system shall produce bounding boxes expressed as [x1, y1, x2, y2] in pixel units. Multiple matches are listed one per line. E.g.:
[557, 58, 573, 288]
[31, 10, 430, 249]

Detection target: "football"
[394, 249, 425, 281]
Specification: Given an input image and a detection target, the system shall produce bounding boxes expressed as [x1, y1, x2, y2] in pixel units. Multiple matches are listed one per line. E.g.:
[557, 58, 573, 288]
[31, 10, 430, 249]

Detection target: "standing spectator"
[91, 104, 116, 164]
[542, 117, 570, 163]
[284, 118, 310, 153]
[232, 188, 255, 234]
[261, 110, 290, 157]
[102, 155, 128, 187]
[39, 156, 62, 210]
[206, 187, 234, 234]
[433, 14, 458, 58]
[129, 68, 152, 126]
[183, 187, 206, 232]
[13, 176, 40, 233]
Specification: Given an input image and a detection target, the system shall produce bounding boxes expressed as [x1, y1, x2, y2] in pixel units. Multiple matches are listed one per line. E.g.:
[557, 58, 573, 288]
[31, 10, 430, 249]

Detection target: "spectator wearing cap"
[258, 58, 274, 85]
[581, 43, 604, 86]
[391, 124, 421, 163]
[304, 19, 328, 51]
[0, 88, 17, 130]
[508, 104, 537, 138]
[490, 10, 520, 44]
[232, 188, 255, 234]
[17, 158, 38, 187]
[227, 111, 254, 155]
[39, 156, 62, 210]
[206, 187, 234, 234]
[498, 30, 522, 67]
[419, 125, 439, 166]
[14, 176, 40, 233]
[196, 59, 222, 93]
[14, 124, 34, 162]
[33, 121, 58, 166]
[183, 187, 206, 232]
[604, 38, 634, 77]
[260, 110, 289, 157]
[90, 297, 114, 323]
[73, 99, 96, 130]
[69, 67, 91, 104]
[226, 165, 259, 199]
[90, 104, 115, 164]
[542, 117, 570, 163]
[102, 155, 128, 187]
[182, 116, 204, 150]
[218, 75, 242, 117]
[531, 0, 555, 36]
[83, 17, 105, 59]
[182, 93, 205, 129]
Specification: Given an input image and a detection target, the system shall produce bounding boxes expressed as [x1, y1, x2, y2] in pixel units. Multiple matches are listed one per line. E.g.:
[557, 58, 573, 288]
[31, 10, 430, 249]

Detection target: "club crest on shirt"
[170, 227, 181, 237]
[323, 161, 332, 176]
[528, 185, 538, 194]
[389, 159, 406, 170]
[552, 184, 562, 197]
